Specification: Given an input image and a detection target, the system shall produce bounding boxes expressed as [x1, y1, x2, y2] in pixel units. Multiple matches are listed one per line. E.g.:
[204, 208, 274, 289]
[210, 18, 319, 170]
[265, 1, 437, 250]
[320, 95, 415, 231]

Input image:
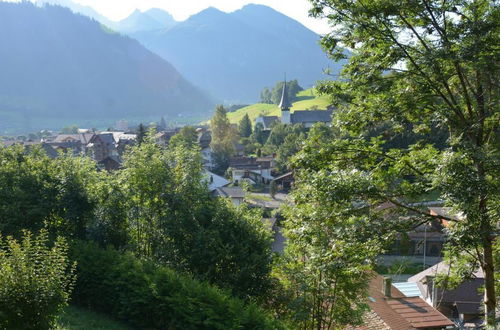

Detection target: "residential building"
[229, 156, 274, 185]
[212, 186, 245, 206]
[87, 133, 117, 162]
[349, 274, 454, 329]
[408, 261, 485, 328]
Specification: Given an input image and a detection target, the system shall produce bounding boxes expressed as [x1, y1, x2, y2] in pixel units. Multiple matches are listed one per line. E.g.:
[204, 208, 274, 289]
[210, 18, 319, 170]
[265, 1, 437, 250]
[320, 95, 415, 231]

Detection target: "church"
[255, 81, 333, 130]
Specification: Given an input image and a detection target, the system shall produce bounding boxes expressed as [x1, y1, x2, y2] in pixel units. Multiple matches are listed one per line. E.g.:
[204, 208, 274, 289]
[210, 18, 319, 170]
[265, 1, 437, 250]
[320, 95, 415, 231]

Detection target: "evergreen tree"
[238, 114, 253, 138]
[136, 123, 146, 145]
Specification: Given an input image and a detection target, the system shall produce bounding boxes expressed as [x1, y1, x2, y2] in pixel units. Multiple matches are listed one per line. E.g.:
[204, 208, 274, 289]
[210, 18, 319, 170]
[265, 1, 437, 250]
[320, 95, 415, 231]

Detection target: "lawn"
[55, 306, 130, 330]
[227, 88, 333, 125]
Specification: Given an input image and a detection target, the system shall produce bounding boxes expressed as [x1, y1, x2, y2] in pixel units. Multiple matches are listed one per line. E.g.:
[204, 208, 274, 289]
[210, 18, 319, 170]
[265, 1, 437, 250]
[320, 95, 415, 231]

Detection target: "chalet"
[408, 262, 485, 328]
[255, 80, 333, 130]
[349, 274, 454, 329]
[229, 156, 274, 185]
[87, 133, 117, 162]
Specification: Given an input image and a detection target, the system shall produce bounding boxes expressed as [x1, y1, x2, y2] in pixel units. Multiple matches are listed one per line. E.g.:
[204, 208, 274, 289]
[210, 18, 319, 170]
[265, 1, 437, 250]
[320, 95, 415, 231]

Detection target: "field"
[227, 88, 332, 124]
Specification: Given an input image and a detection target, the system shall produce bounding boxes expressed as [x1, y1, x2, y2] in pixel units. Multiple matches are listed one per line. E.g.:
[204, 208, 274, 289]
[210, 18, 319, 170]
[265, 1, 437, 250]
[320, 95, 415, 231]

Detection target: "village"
[1, 82, 489, 329]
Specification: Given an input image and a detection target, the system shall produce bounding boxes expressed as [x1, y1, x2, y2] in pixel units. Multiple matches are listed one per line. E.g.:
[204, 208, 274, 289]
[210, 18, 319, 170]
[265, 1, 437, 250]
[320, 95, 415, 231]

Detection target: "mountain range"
[33, 1, 342, 104]
[0, 2, 214, 133]
[128, 5, 342, 103]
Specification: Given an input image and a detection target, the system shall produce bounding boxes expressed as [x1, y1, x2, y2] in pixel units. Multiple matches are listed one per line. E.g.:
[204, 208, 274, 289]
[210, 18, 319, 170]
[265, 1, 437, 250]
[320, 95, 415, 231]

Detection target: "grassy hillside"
[227, 88, 332, 124]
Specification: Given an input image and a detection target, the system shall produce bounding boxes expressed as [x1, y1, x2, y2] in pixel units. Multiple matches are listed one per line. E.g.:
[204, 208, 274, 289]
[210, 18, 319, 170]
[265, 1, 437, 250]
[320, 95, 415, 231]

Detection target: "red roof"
[361, 274, 454, 329]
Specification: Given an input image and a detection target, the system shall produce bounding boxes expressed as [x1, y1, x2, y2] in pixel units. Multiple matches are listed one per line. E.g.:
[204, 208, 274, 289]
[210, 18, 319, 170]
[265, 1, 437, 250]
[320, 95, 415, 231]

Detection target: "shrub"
[71, 241, 284, 329]
[0, 230, 76, 330]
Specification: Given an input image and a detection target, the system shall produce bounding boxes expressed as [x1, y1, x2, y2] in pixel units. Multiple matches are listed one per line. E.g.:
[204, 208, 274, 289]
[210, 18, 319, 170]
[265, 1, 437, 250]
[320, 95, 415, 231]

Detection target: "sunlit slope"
[227, 89, 332, 124]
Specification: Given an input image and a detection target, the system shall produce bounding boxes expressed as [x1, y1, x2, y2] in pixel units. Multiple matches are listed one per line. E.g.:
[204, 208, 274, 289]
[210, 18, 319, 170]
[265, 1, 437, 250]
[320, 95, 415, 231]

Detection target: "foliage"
[238, 113, 253, 138]
[169, 126, 199, 148]
[71, 241, 283, 330]
[0, 145, 99, 239]
[55, 306, 130, 330]
[264, 123, 307, 172]
[260, 79, 303, 105]
[275, 154, 389, 328]
[308, 0, 499, 324]
[61, 125, 79, 134]
[120, 135, 274, 298]
[0, 230, 76, 330]
[210, 105, 236, 174]
[270, 181, 277, 199]
[252, 122, 267, 145]
[260, 87, 273, 104]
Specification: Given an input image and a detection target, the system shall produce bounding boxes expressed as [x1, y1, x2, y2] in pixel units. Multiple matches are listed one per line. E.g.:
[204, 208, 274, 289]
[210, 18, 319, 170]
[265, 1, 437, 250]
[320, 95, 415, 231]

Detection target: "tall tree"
[210, 105, 236, 174]
[260, 87, 273, 104]
[306, 0, 499, 325]
[136, 123, 147, 145]
[239, 114, 253, 138]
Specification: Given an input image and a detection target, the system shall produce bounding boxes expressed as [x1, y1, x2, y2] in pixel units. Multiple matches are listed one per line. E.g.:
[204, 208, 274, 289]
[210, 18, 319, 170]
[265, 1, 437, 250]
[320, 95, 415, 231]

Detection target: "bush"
[0, 231, 76, 330]
[71, 242, 283, 329]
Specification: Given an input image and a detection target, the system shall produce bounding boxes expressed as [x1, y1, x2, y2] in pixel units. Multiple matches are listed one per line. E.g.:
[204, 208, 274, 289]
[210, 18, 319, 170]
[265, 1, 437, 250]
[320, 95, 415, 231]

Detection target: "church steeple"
[278, 79, 292, 110]
[279, 76, 291, 124]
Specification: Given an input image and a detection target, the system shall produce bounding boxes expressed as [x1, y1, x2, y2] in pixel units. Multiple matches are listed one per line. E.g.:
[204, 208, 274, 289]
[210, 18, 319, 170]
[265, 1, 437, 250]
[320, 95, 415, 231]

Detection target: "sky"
[52, 0, 331, 34]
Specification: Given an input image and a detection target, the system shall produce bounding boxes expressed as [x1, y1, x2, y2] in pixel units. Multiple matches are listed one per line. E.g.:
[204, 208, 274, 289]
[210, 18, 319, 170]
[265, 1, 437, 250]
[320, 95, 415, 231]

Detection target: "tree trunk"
[482, 234, 497, 327]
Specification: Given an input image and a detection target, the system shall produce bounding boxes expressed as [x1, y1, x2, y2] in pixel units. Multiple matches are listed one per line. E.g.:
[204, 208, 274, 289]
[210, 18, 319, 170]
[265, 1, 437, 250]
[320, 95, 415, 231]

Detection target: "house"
[272, 172, 294, 192]
[204, 170, 230, 192]
[407, 261, 485, 327]
[53, 133, 94, 145]
[98, 155, 121, 171]
[23, 142, 59, 159]
[155, 130, 178, 147]
[51, 133, 95, 154]
[255, 80, 334, 130]
[349, 274, 454, 329]
[212, 186, 245, 206]
[87, 133, 117, 162]
[229, 156, 274, 185]
[379, 202, 449, 267]
[255, 116, 279, 130]
[47, 141, 84, 155]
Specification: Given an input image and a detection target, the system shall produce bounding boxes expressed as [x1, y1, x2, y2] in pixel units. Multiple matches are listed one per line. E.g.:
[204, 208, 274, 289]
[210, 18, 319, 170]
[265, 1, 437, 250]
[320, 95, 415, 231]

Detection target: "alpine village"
[0, 0, 498, 329]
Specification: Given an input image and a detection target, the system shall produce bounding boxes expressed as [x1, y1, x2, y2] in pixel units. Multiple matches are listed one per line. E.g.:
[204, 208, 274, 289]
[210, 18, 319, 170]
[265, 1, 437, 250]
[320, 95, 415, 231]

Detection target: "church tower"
[279, 80, 291, 124]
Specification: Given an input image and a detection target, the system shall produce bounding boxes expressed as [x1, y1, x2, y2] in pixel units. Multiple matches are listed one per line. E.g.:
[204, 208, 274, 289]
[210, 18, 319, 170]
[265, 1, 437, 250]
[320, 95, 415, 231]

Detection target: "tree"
[260, 87, 273, 104]
[60, 125, 78, 134]
[169, 126, 199, 148]
[136, 123, 147, 145]
[271, 79, 303, 104]
[252, 122, 267, 145]
[239, 113, 253, 138]
[0, 145, 98, 239]
[210, 105, 236, 174]
[269, 181, 277, 199]
[121, 133, 273, 298]
[307, 0, 499, 324]
[0, 230, 76, 330]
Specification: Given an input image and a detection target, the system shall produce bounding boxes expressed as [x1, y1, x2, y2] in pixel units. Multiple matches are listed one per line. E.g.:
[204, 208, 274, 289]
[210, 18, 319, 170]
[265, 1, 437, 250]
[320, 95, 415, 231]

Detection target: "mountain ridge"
[0, 2, 215, 133]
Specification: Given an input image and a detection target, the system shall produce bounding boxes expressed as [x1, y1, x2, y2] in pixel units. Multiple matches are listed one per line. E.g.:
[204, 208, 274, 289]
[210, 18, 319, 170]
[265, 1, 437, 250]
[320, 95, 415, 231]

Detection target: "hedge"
[71, 242, 284, 329]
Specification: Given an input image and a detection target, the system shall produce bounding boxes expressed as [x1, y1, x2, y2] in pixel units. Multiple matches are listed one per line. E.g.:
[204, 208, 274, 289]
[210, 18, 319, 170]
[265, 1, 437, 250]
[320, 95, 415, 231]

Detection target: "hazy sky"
[66, 0, 331, 34]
